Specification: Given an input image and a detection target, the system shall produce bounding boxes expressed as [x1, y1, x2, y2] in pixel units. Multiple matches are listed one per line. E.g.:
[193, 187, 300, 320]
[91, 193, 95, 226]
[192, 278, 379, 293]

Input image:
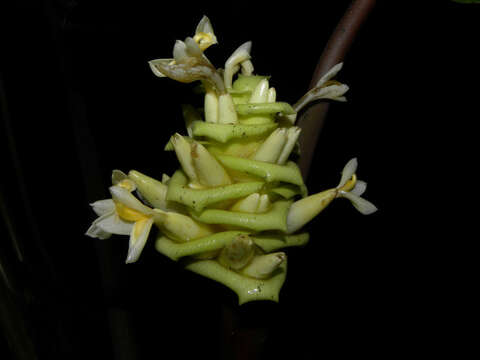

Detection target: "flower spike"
[87, 16, 377, 304]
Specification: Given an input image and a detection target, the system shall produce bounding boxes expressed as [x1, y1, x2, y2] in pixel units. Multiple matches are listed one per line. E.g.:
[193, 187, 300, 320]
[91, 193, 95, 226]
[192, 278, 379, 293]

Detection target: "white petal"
[249, 78, 269, 103]
[85, 221, 112, 239]
[231, 193, 260, 213]
[309, 84, 349, 102]
[171, 133, 197, 181]
[112, 170, 136, 191]
[95, 211, 134, 235]
[277, 127, 301, 165]
[229, 41, 251, 60]
[195, 16, 216, 40]
[241, 252, 286, 279]
[293, 84, 348, 112]
[173, 40, 188, 63]
[90, 199, 115, 216]
[267, 87, 276, 103]
[338, 158, 358, 188]
[185, 37, 203, 59]
[315, 62, 343, 88]
[109, 186, 153, 215]
[126, 218, 154, 263]
[148, 59, 172, 78]
[323, 84, 349, 99]
[241, 59, 254, 76]
[150, 60, 214, 84]
[252, 128, 287, 163]
[339, 191, 378, 215]
[218, 93, 238, 124]
[351, 180, 367, 196]
[224, 41, 252, 89]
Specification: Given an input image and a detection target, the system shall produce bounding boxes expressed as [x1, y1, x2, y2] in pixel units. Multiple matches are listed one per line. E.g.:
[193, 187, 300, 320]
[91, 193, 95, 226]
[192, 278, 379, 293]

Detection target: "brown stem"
[297, 0, 376, 179]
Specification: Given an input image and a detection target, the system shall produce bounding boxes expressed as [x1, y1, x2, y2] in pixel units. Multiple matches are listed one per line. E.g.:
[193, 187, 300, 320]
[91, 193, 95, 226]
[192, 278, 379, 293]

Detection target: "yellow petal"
[114, 201, 150, 222]
[126, 217, 154, 263]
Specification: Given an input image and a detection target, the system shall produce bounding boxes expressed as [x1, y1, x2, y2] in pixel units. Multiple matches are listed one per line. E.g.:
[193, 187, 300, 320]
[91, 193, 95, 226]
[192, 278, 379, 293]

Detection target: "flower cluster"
[86, 16, 377, 304]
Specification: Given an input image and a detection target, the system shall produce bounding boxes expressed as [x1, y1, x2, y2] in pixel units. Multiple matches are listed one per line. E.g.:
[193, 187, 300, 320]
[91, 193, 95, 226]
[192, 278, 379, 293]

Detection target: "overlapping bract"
[86, 16, 376, 304]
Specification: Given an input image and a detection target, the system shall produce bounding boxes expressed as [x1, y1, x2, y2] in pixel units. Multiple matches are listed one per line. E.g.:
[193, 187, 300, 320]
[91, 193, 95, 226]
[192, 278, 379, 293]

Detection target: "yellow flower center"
[114, 201, 149, 222]
[339, 174, 357, 192]
[193, 32, 215, 51]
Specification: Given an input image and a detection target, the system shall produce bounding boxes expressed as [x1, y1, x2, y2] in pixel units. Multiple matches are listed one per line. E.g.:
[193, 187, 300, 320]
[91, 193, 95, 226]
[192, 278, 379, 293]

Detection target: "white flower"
[224, 41, 253, 89]
[292, 62, 350, 114]
[86, 171, 155, 263]
[335, 158, 377, 215]
[148, 16, 225, 92]
[286, 158, 377, 233]
[193, 15, 218, 51]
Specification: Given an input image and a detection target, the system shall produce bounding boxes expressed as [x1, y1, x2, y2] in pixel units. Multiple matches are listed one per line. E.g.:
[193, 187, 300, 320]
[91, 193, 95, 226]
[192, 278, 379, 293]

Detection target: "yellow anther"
[114, 201, 149, 222]
[193, 32, 215, 51]
[339, 174, 357, 192]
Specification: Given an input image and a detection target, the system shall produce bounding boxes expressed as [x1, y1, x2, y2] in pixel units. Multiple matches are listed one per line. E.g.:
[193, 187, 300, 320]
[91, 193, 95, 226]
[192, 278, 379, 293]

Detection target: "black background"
[0, 1, 476, 359]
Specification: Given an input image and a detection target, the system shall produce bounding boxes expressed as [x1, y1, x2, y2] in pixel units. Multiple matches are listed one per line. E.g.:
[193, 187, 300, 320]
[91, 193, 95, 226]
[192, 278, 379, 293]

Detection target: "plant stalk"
[297, 0, 376, 179]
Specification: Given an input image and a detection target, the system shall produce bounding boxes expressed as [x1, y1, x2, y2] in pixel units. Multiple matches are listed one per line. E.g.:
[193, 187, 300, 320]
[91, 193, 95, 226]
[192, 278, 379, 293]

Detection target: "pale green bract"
[85, 15, 377, 304]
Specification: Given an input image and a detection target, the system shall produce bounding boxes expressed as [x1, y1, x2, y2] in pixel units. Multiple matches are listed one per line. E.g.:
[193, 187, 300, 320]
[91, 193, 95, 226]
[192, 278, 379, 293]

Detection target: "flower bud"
[128, 170, 168, 209]
[249, 79, 269, 103]
[224, 41, 252, 89]
[204, 89, 219, 123]
[241, 252, 286, 279]
[171, 133, 198, 182]
[252, 128, 287, 163]
[153, 209, 214, 243]
[218, 234, 256, 270]
[191, 142, 232, 187]
[286, 189, 337, 234]
[230, 193, 261, 213]
[218, 93, 238, 124]
[277, 127, 301, 165]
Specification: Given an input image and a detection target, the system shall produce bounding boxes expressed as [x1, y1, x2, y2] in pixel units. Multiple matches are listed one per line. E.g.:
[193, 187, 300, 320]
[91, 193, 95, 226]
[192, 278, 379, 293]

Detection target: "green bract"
[86, 15, 377, 304]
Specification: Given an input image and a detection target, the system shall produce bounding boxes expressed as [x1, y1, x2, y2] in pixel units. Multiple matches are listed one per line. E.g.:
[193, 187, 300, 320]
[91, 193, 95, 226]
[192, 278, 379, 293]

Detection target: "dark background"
[0, 1, 475, 359]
